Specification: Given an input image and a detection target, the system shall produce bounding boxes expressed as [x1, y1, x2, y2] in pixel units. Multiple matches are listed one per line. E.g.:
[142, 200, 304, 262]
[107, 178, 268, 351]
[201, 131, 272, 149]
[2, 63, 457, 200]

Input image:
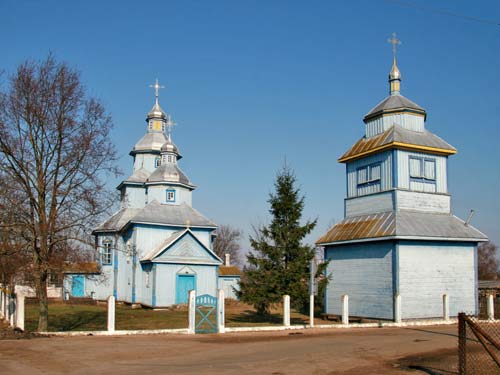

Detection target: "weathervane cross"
[149, 78, 165, 104]
[165, 114, 176, 141]
[387, 32, 401, 59]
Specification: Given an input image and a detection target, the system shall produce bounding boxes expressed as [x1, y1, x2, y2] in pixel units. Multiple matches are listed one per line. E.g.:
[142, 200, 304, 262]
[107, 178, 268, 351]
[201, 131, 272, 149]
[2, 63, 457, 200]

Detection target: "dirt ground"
[0, 325, 460, 374]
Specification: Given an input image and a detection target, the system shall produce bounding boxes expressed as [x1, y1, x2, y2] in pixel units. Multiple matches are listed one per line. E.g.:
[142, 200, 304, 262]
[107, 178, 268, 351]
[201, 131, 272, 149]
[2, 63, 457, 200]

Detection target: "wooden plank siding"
[365, 113, 425, 138]
[398, 241, 477, 319]
[346, 151, 393, 198]
[396, 150, 448, 193]
[325, 241, 395, 320]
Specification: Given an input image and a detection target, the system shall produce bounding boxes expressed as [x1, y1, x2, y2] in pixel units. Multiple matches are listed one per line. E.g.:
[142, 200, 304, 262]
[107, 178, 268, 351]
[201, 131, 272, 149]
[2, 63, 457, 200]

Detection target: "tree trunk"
[35, 268, 49, 332]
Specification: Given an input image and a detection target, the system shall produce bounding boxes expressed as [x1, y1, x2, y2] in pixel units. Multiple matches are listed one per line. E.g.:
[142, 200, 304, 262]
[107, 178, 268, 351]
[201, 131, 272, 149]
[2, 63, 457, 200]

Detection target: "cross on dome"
[166, 114, 177, 141]
[387, 32, 401, 60]
[149, 78, 165, 105]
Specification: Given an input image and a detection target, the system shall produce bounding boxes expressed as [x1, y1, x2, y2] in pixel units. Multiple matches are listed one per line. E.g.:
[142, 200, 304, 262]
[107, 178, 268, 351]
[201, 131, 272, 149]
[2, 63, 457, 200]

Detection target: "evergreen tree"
[238, 166, 317, 315]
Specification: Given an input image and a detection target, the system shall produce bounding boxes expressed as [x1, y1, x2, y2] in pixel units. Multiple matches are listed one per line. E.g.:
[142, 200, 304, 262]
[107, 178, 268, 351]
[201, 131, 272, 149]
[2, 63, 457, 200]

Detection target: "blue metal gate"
[195, 294, 218, 333]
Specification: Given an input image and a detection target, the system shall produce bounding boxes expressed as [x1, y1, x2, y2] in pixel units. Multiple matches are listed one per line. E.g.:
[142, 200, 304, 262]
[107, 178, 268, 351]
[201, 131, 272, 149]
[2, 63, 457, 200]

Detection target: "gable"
[152, 231, 221, 265]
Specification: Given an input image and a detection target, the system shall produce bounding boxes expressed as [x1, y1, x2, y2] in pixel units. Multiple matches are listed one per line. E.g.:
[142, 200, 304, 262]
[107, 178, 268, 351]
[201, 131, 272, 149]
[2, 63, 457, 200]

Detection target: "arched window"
[155, 156, 161, 168]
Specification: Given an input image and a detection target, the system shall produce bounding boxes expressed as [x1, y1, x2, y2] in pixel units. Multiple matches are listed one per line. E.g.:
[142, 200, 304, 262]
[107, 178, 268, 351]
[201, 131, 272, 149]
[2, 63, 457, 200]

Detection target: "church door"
[71, 275, 85, 297]
[176, 274, 195, 304]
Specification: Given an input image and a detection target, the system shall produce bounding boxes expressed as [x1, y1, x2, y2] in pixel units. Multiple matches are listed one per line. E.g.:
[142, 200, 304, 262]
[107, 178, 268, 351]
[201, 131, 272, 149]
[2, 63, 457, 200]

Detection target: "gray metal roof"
[124, 168, 151, 183]
[94, 201, 217, 233]
[317, 210, 487, 245]
[365, 94, 425, 120]
[339, 124, 456, 162]
[141, 229, 185, 261]
[130, 200, 217, 228]
[147, 163, 192, 186]
[131, 132, 168, 154]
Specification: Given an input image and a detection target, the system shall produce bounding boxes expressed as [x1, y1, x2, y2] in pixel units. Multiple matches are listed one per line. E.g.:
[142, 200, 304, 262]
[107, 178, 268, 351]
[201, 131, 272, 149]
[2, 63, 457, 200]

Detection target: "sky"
[1, 0, 499, 251]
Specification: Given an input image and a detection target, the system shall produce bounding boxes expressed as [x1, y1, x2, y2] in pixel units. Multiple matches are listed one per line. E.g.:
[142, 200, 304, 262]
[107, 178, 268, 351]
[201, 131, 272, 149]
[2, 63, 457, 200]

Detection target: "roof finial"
[149, 78, 165, 105]
[387, 33, 402, 95]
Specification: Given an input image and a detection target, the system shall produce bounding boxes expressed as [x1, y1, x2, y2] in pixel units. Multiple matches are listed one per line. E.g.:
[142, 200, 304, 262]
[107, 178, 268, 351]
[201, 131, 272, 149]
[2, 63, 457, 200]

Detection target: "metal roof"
[141, 229, 186, 261]
[338, 124, 456, 162]
[364, 94, 425, 121]
[123, 168, 151, 183]
[317, 210, 487, 245]
[94, 201, 217, 233]
[130, 132, 168, 154]
[147, 163, 192, 186]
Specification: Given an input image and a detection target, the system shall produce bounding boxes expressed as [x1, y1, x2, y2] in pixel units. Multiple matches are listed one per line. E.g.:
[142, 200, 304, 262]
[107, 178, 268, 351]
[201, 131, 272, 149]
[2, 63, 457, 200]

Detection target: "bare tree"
[0, 55, 118, 331]
[213, 224, 242, 266]
[478, 241, 499, 280]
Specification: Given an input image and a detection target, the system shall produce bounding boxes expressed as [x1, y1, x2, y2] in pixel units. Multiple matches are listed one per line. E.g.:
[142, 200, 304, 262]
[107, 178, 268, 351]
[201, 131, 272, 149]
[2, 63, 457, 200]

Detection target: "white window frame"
[101, 240, 112, 265]
[166, 189, 176, 202]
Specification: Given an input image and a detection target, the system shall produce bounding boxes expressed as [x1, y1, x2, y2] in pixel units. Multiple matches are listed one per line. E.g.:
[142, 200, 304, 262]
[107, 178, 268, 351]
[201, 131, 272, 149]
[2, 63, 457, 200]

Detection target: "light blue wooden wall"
[133, 153, 160, 174]
[154, 264, 218, 306]
[147, 185, 193, 206]
[218, 277, 240, 300]
[346, 151, 393, 198]
[365, 113, 425, 138]
[396, 150, 447, 193]
[325, 241, 395, 320]
[397, 241, 477, 318]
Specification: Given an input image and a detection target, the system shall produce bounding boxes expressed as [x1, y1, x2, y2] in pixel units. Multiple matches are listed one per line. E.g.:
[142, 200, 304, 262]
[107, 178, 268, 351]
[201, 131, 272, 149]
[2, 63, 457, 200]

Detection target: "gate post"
[217, 289, 225, 334]
[0, 289, 4, 319]
[283, 295, 290, 327]
[487, 294, 495, 320]
[443, 294, 449, 321]
[341, 294, 349, 325]
[188, 290, 196, 334]
[458, 313, 466, 375]
[8, 294, 15, 327]
[107, 295, 115, 333]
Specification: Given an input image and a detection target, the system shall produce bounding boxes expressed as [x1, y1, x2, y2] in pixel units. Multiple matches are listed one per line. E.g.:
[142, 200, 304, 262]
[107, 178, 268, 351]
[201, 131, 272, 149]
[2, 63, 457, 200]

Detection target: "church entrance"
[175, 274, 195, 304]
[71, 275, 85, 297]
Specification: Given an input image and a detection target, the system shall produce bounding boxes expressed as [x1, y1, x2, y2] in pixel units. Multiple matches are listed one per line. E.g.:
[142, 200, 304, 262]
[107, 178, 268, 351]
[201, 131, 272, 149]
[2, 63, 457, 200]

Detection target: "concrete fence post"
[487, 294, 495, 320]
[217, 289, 225, 334]
[188, 289, 196, 334]
[341, 294, 349, 325]
[16, 294, 25, 331]
[443, 294, 449, 321]
[394, 294, 402, 323]
[107, 295, 115, 333]
[309, 294, 315, 328]
[283, 295, 290, 327]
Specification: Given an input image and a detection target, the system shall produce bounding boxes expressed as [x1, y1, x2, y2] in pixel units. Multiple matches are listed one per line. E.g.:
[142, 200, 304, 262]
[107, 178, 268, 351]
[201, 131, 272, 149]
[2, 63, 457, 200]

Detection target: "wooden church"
[64, 81, 223, 306]
[316, 36, 488, 320]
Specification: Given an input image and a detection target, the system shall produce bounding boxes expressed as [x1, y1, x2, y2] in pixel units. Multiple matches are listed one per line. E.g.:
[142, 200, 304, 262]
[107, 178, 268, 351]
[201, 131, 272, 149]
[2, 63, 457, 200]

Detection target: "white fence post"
[16, 294, 25, 331]
[283, 295, 290, 327]
[309, 294, 315, 328]
[394, 294, 402, 323]
[341, 294, 349, 325]
[442, 294, 449, 321]
[217, 289, 225, 334]
[107, 295, 115, 333]
[487, 294, 495, 320]
[188, 290, 196, 334]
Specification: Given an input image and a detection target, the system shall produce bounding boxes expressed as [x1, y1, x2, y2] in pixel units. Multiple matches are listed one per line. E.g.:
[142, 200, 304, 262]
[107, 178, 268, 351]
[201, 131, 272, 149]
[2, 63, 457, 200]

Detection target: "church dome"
[147, 102, 167, 120]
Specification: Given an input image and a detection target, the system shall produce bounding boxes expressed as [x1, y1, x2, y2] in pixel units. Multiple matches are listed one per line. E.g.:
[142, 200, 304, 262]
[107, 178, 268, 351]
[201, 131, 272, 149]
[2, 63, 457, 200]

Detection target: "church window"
[101, 240, 112, 265]
[409, 156, 436, 182]
[168, 155, 172, 163]
[166, 189, 176, 202]
[357, 163, 381, 188]
[155, 156, 161, 168]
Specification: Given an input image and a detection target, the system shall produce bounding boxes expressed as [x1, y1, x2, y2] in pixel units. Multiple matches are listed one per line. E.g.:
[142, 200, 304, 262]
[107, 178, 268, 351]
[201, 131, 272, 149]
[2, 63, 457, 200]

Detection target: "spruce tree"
[239, 166, 317, 315]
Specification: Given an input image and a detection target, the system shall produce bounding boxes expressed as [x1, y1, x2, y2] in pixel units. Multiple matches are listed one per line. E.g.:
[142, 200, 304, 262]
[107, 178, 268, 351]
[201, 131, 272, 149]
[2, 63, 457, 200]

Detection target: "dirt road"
[0, 326, 459, 374]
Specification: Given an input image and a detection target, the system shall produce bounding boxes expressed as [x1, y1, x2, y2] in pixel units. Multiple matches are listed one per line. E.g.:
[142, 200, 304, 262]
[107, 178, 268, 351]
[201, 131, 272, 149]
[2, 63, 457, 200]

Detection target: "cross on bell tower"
[149, 78, 165, 106]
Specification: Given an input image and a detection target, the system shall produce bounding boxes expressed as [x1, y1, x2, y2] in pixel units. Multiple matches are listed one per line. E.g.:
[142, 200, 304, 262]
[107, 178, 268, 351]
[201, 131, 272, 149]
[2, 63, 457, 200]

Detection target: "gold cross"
[387, 32, 401, 59]
[149, 79, 165, 102]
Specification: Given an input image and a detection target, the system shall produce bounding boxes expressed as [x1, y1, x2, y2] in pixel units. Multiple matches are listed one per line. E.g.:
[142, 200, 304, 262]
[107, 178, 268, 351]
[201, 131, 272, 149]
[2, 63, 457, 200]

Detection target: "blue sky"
[1, 0, 499, 250]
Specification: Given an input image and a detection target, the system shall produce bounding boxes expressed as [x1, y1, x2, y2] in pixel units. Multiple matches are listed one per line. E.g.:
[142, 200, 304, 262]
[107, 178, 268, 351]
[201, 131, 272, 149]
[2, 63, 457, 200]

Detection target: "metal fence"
[458, 313, 500, 374]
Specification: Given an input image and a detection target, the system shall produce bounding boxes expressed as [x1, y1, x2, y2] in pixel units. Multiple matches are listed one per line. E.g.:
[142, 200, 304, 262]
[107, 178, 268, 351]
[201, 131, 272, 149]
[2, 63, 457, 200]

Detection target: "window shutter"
[409, 158, 421, 178]
[358, 167, 368, 184]
[371, 164, 381, 181]
[424, 160, 435, 180]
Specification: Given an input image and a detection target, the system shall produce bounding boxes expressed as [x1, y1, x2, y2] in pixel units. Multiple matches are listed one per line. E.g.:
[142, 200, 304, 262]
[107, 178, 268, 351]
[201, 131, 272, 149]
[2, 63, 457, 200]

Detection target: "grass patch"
[25, 300, 331, 332]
